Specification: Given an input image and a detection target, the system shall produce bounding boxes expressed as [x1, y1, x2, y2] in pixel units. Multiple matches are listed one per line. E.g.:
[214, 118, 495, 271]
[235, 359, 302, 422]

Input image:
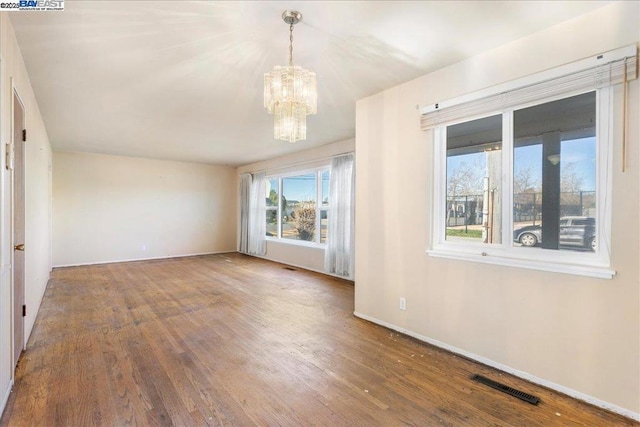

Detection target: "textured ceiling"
[10, 1, 610, 166]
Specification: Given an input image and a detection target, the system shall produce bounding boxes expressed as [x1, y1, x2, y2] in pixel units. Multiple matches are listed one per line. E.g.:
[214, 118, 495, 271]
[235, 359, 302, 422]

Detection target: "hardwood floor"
[1, 253, 636, 426]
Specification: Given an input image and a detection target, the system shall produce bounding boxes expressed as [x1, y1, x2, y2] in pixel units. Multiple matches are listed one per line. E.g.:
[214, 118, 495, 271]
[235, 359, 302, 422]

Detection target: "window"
[423, 46, 638, 278]
[446, 114, 502, 244]
[265, 168, 330, 246]
[431, 89, 613, 278]
[512, 92, 597, 252]
[266, 177, 279, 237]
[320, 170, 330, 243]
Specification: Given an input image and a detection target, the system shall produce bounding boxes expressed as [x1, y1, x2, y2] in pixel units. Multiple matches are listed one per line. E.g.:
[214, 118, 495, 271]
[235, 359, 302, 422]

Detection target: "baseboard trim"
[244, 253, 353, 282]
[52, 251, 237, 268]
[1, 380, 13, 418]
[353, 311, 639, 422]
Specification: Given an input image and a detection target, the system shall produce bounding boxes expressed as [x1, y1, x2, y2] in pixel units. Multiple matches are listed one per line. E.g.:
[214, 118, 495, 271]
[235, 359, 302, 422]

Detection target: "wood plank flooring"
[1, 253, 636, 426]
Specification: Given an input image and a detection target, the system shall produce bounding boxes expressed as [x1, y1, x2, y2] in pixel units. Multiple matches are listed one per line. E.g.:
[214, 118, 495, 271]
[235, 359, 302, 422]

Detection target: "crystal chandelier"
[264, 10, 317, 143]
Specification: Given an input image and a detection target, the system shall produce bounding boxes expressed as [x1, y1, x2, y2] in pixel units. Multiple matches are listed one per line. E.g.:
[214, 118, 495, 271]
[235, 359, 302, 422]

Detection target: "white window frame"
[266, 166, 330, 248]
[428, 87, 615, 279]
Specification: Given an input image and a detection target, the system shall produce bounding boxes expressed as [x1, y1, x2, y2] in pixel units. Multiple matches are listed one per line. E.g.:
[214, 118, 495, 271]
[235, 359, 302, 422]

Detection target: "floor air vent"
[472, 374, 540, 405]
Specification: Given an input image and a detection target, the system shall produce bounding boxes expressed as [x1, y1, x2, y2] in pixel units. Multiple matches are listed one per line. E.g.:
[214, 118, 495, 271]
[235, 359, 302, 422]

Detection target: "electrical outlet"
[399, 297, 406, 311]
[141, 245, 147, 251]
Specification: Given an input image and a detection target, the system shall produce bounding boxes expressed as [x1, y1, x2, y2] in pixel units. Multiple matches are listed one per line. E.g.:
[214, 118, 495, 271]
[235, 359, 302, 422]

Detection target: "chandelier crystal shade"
[264, 10, 317, 143]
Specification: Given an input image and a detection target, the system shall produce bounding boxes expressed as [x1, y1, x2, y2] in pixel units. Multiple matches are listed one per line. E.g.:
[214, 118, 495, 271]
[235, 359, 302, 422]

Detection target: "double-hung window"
[266, 168, 330, 246]
[424, 46, 637, 278]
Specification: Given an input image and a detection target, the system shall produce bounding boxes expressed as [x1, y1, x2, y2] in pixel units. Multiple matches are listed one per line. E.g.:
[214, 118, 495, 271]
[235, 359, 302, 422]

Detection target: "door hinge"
[22, 129, 26, 142]
[5, 142, 14, 170]
[22, 304, 26, 317]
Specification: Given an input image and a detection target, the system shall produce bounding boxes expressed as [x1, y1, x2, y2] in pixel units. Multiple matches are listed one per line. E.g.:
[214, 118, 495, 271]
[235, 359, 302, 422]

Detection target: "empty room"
[0, 1, 639, 425]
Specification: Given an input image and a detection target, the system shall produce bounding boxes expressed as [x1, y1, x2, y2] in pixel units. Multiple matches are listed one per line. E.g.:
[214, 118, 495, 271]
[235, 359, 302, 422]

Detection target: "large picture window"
[265, 168, 330, 246]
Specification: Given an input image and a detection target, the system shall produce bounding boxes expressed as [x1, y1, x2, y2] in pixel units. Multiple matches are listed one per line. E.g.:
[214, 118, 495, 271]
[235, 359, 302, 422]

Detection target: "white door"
[12, 90, 25, 366]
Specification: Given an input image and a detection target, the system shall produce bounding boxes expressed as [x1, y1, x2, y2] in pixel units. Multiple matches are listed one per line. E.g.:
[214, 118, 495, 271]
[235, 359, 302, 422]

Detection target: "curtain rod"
[241, 151, 354, 176]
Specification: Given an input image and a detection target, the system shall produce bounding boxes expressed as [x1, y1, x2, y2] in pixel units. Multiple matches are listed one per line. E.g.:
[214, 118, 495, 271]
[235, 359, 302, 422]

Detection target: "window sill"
[426, 248, 615, 279]
[266, 237, 326, 250]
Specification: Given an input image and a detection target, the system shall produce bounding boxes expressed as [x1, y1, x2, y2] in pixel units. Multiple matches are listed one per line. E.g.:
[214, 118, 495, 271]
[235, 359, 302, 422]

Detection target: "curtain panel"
[324, 154, 355, 278]
[238, 173, 251, 253]
[247, 171, 267, 256]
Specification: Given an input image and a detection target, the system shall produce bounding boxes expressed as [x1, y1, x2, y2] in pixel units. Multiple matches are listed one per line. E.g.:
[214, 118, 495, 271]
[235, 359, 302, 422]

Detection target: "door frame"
[10, 80, 26, 371]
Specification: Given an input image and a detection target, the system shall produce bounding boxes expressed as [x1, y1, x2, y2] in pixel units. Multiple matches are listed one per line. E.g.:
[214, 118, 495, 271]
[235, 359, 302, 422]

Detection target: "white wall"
[0, 13, 53, 413]
[355, 1, 639, 419]
[53, 152, 237, 266]
[237, 138, 354, 273]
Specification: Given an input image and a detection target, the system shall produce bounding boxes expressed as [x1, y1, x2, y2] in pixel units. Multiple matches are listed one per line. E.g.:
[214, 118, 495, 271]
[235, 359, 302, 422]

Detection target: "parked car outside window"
[513, 216, 596, 251]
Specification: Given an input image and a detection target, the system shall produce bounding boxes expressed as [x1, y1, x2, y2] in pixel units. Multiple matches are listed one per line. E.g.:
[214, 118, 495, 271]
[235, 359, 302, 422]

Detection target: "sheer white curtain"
[324, 154, 355, 278]
[247, 171, 266, 256]
[238, 173, 251, 253]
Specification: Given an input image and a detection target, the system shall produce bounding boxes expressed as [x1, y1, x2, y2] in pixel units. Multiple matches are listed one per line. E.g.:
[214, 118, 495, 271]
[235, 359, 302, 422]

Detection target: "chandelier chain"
[289, 23, 294, 66]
